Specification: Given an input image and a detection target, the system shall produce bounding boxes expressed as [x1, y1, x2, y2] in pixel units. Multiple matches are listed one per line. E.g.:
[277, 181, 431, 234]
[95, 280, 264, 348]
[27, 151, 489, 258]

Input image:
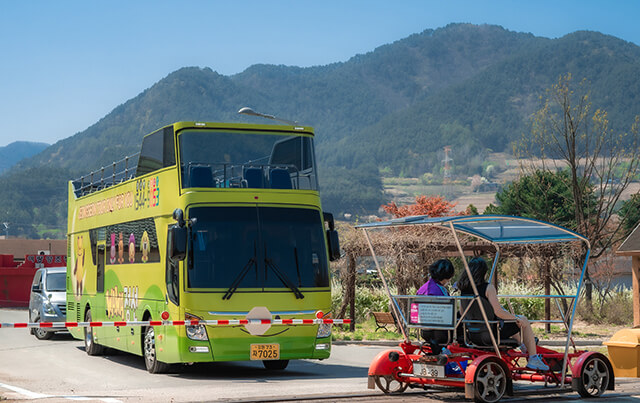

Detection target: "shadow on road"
[74, 344, 368, 381]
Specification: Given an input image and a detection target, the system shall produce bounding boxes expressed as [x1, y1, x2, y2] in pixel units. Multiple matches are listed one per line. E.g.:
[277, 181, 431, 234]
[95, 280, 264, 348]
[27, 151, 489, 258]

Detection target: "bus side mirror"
[169, 225, 187, 261]
[326, 230, 340, 261]
[323, 212, 340, 261]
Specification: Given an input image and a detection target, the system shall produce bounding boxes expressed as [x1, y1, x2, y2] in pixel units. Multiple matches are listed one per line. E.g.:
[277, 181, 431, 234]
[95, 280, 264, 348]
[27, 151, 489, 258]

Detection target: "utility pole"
[442, 146, 453, 197]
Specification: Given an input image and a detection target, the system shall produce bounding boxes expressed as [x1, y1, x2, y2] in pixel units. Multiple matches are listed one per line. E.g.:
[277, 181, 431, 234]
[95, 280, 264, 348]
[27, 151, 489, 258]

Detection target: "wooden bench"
[372, 311, 397, 332]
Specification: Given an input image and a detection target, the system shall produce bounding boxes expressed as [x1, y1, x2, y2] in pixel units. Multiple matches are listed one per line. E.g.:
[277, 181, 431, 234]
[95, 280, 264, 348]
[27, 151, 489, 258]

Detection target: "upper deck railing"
[72, 153, 140, 197]
[72, 153, 317, 198]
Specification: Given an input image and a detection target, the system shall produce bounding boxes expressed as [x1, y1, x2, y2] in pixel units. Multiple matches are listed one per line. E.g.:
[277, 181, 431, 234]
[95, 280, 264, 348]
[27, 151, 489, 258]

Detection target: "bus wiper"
[293, 247, 302, 287]
[222, 256, 257, 300]
[265, 258, 305, 299]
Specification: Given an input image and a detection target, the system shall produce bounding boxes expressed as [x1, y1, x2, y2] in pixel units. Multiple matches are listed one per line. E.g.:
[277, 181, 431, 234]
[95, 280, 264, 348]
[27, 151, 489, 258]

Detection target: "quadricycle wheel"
[473, 358, 507, 403]
[575, 355, 612, 398]
[373, 374, 408, 394]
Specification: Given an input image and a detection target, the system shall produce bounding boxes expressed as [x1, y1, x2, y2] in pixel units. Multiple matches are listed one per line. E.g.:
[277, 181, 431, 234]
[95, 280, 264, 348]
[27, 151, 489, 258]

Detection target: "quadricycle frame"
[358, 215, 614, 402]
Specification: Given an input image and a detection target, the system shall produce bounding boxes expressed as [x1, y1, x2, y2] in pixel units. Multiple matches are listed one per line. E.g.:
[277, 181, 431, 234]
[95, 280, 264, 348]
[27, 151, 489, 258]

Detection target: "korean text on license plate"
[413, 363, 445, 378]
[250, 343, 280, 360]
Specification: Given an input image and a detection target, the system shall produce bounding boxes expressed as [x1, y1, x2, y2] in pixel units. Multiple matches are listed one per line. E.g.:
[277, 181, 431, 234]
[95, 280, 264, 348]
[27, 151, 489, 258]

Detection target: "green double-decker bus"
[66, 121, 340, 372]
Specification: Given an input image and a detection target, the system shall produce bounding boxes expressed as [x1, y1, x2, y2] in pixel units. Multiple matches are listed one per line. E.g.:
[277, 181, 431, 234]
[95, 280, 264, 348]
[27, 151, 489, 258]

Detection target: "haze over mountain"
[0, 141, 48, 174]
[4, 23, 640, 238]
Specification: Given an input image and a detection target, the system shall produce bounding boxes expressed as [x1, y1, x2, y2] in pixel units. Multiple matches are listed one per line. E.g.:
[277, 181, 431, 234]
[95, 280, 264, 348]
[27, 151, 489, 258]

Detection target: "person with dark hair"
[457, 257, 548, 371]
[416, 259, 455, 349]
[417, 259, 455, 296]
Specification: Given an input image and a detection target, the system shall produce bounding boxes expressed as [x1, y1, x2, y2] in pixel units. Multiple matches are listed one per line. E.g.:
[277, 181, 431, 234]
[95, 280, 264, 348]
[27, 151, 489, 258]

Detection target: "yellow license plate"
[250, 343, 280, 360]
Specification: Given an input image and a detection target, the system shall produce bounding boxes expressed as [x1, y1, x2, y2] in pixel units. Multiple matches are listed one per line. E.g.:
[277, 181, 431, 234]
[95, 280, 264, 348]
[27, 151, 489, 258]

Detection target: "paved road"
[1, 308, 640, 402]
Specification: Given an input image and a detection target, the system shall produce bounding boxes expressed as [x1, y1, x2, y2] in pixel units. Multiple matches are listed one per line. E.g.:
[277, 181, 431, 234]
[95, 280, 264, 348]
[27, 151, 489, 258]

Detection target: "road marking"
[0, 382, 122, 402]
[0, 382, 48, 398]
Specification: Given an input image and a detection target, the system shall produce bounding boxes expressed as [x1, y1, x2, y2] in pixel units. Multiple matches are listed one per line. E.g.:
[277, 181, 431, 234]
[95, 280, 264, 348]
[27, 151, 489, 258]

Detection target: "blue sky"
[1, 0, 639, 147]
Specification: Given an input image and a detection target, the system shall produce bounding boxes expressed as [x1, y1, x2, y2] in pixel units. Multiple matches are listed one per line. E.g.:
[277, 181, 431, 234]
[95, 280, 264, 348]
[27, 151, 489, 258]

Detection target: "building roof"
[617, 222, 640, 256]
[0, 239, 66, 259]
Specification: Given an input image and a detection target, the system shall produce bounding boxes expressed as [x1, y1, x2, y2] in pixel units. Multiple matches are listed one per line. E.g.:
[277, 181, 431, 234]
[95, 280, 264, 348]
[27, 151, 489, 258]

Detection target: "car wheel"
[84, 309, 104, 356]
[33, 316, 53, 340]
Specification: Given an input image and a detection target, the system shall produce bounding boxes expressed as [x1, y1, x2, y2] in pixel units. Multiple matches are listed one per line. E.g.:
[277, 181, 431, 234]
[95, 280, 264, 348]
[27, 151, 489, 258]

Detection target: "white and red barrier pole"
[0, 318, 351, 329]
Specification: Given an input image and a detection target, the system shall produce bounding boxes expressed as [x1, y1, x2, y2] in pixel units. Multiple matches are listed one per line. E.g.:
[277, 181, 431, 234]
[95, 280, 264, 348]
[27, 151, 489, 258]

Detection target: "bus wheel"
[84, 309, 104, 356]
[144, 326, 170, 374]
[263, 360, 289, 370]
[33, 316, 53, 340]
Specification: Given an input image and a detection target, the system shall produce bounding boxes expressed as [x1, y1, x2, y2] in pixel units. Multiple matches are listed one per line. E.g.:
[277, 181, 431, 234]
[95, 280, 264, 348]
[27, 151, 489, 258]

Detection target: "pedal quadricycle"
[358, 215, 614, 402]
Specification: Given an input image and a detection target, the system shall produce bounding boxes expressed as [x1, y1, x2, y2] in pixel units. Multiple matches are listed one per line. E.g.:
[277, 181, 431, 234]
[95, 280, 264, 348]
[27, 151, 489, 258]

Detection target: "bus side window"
[166, 229, 180, 305]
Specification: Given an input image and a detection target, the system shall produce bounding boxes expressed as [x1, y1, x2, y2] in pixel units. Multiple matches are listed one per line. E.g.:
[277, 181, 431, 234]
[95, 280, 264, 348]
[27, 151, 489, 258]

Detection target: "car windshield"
[178, 130, 317, 190]
[45, 272, 66, 292]
[187, 206, 329, 291]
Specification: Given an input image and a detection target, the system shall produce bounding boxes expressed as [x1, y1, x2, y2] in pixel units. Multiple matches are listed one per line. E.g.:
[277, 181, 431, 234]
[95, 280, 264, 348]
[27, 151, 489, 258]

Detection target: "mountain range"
[4, 23, 640, 238]
[0, 141, 48, 174]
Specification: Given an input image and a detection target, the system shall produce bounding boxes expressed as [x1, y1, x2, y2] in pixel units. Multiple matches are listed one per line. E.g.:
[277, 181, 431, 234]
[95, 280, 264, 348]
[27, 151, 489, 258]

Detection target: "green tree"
[485, 170, 590, 227]
[517, 73, 640, 304]
[619, 194, 640, 236]
[518, 73, 640, 257]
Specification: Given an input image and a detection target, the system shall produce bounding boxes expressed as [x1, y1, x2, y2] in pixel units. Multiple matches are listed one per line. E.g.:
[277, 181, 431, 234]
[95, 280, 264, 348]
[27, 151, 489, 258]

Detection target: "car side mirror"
[168, 225, 187, 261]
[32, 284, 41, 293]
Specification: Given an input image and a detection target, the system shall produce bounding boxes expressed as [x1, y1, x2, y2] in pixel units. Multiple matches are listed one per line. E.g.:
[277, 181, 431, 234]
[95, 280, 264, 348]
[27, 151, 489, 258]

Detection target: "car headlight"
[43, 300, 56, 315]
[185, 313, 208, 341]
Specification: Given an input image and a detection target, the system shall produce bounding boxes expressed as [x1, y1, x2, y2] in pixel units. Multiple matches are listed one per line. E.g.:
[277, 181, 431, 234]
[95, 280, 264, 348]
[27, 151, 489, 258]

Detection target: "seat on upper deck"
[269, 168, 292, 189]
[189, 166, 215, 188]
[243, 167, 265, 188]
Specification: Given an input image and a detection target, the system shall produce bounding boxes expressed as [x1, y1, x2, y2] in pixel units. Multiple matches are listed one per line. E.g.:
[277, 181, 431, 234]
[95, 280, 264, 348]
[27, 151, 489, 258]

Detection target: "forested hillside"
[4, 23, 640, 237]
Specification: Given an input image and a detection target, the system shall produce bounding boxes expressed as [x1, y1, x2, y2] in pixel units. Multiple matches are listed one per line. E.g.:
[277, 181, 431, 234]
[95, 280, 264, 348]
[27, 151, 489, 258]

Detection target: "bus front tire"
[144, 326, 170, 374]
[263, 360, 289, 370]
[84, 309, 104, 356]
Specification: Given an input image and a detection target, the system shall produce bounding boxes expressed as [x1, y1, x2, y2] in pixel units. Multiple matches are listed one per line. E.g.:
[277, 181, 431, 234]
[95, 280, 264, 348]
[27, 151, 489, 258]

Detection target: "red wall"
[0, 254, 67, 307]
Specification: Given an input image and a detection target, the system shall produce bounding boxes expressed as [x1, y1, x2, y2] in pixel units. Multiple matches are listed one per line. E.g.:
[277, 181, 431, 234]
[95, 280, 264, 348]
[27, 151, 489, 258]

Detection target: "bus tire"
[84, 309, 104, 356]
[263, 360, 289, 370]
[144, 326, 170, 374]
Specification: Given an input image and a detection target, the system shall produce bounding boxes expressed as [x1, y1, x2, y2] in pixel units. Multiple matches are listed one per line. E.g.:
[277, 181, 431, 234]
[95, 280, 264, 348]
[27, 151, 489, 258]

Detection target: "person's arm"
[485, 284, 520, 323]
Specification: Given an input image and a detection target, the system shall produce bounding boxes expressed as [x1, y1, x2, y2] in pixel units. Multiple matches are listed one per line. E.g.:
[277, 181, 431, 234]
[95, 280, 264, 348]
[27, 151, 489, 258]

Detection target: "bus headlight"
[316, 323, 331, 338]
[185, 313, 208, 341]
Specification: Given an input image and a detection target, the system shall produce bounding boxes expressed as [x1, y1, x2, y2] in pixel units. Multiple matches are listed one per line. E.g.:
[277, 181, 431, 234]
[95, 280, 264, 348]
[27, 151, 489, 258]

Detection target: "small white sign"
[416, 303, 454, 326]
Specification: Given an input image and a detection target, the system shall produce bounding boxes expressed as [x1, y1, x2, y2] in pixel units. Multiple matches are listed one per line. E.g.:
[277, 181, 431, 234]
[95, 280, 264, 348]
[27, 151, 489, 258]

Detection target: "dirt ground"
[532, 319, 630, 343]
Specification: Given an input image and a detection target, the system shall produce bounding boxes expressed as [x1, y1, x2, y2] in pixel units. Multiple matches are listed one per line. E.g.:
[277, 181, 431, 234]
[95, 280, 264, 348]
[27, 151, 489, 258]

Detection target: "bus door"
[96, 241, 105, 293]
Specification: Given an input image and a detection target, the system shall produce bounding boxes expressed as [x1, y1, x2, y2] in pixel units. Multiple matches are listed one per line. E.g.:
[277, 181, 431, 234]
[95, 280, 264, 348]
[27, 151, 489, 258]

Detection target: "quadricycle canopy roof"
[356, 214, 589, 247]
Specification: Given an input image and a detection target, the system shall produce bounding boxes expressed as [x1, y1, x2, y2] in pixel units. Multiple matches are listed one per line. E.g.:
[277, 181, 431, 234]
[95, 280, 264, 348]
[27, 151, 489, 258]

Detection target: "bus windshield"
[187, 206, 329, 292]
[179, 130, 317, 190]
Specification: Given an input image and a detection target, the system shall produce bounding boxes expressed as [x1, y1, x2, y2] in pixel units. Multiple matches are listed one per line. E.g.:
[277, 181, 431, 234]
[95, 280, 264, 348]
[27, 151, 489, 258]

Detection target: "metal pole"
[560, 246, 591, 388]
[362, 228, 410, 343]
[449, 222, 501, 357]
